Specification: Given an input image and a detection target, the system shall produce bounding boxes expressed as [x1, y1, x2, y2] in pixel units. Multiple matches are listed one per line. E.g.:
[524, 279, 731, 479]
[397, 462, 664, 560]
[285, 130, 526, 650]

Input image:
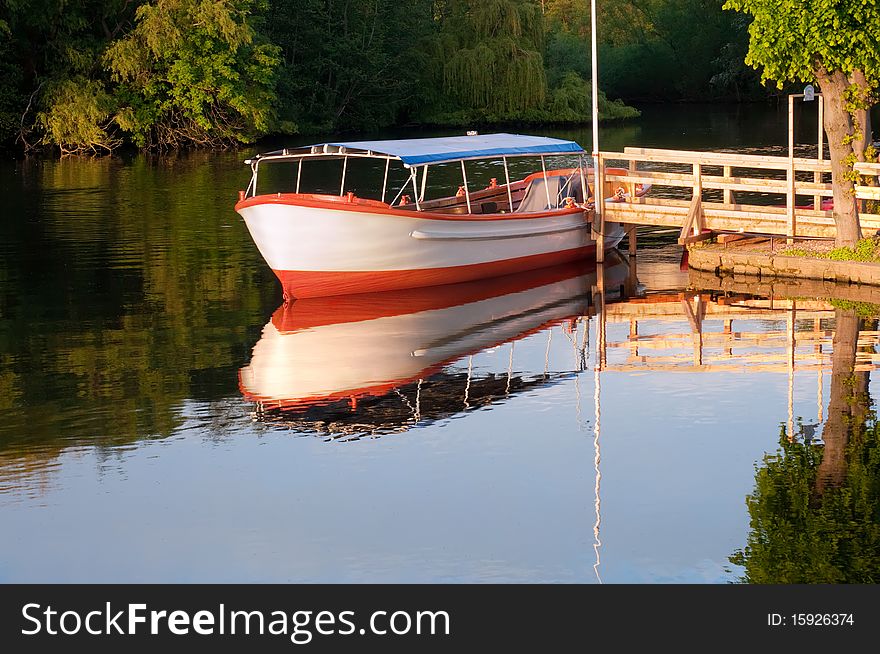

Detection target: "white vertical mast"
[590, 0, 601, 221]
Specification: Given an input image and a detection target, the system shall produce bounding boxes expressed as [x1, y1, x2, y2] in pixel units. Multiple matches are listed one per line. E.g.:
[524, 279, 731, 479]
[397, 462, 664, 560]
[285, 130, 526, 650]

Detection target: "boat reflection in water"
[239, 252, 631, 438]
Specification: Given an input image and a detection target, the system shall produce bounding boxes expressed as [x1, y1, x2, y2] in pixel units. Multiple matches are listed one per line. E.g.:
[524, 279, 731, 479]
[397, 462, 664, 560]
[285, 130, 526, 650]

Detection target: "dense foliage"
[0, 0, 775, 153]
[724, 0, 880, 246]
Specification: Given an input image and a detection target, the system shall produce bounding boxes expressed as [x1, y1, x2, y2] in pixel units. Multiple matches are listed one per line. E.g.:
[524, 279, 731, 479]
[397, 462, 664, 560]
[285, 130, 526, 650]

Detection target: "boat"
[235, 133, 649, 299]
[238, 253, 631, 437]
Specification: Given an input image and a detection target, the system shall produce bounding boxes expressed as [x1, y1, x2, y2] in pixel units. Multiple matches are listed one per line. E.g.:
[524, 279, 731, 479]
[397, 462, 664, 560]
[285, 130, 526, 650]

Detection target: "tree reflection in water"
[731, 308, 880, 583]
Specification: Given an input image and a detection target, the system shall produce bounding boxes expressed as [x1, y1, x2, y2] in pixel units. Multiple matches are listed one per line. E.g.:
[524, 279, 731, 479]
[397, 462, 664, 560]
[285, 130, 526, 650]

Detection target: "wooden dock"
[591, 147, 880, 255]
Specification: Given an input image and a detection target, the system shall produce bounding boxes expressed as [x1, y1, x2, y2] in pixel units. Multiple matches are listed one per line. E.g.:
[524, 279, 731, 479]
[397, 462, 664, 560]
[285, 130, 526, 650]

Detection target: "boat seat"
[515, 174, 585, 212]
[515, 176, 561, 212]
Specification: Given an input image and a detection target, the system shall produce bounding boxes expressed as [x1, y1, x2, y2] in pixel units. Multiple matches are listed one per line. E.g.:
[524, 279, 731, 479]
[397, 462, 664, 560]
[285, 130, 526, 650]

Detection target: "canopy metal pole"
[381, 158, 390, 203]
[541, 155, 552, 208]
[502, 156, 514, 211]
[339, 155, 348, 196]
[460, 160, 472, 213]
[579, 156, 589, 204]
[253, 163, 259, 197]
[295, 158, 303, 193]
[420, 165, 429, 202]
[410, 168, 421, 210]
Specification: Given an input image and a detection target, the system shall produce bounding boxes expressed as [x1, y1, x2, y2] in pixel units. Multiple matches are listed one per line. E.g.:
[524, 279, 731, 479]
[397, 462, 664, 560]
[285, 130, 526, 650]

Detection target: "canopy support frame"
[502, 156, 514, 212]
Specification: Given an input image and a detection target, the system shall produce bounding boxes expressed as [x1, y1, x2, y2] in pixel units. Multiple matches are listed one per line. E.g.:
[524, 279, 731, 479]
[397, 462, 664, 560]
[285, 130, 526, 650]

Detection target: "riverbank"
[688, 239, 880, 287]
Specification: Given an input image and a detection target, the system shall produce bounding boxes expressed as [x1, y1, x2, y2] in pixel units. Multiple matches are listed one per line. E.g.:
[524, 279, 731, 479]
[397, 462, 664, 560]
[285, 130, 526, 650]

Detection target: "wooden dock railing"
[596, 147, 880, 243]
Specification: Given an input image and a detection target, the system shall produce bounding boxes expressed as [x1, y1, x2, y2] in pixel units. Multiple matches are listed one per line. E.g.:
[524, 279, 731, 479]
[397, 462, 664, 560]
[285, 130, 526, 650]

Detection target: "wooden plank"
[606, 197, 880, 224]
[602, 363, 877, 373]
[604, 170, 834, 196]
[716, 233, 751, 244]
[679, 230, 714, 245]
[618, 146, 834, 169]
[613, 147, 834, 172]
[594, 147, 880, 240]
[856, 161, 880, 174]
[857, 185, 880, 200]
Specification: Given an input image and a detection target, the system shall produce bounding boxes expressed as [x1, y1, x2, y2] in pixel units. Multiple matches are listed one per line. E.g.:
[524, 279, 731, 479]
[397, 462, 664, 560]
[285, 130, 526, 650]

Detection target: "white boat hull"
[236, 195, 625, 298]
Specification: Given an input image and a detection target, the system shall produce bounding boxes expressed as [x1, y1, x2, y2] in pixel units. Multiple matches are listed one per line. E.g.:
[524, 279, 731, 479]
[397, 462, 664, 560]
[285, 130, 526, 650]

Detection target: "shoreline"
[688, 242, 880, 288]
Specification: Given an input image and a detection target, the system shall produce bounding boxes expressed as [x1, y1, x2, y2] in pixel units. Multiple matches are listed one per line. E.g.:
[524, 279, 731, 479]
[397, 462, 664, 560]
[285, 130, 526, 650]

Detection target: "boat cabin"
[241, 133, 600, 217]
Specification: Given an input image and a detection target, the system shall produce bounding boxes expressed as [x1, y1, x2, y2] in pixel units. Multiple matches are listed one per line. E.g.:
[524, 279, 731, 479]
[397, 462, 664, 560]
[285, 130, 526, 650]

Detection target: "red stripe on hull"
[273, 246, 597, 299]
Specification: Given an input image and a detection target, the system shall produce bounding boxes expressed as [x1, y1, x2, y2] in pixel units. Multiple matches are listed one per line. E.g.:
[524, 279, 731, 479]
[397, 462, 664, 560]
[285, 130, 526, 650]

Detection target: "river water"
[1, 104, 878, 583]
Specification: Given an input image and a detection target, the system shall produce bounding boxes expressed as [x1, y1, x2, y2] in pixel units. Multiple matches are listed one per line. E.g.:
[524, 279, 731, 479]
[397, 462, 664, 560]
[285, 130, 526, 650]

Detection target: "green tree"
[105, 0, 280, 149]
[723, 0, 880, 247]
[265, 0, 434, 133]
[731, 310, 880, 582]
[428, 0, 547, 121]
[0, 0, 137, 151]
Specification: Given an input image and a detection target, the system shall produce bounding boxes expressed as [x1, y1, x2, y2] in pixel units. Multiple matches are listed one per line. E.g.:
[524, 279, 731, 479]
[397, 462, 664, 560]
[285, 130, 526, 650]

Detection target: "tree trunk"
[815, 67, 862, 247]
[850, 69, 873, 162]
[815, 309, 860, 499]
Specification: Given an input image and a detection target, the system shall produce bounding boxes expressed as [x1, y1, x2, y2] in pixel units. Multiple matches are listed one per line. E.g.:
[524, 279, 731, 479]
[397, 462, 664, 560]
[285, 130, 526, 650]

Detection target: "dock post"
[723, 165, 732, 205]
[814, 95, 824, 211]
[693, 163, 702, 233]
[595, 263, 606, 370]
[595, 152, 605, 263]
[627, 225, 637, 256]
[787, 94, 796, 244]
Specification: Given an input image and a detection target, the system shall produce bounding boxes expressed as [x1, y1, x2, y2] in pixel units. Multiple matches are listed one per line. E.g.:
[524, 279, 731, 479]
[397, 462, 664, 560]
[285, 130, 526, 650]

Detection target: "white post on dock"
[590, 0, 604, 263]
[787, 94, 797, 243]
[815, 93, 825, 211]
[595, 153, 605, 262]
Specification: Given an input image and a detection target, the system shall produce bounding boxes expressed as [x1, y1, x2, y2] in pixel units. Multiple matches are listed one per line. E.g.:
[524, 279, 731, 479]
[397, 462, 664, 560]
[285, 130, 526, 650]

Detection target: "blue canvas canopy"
[256, 133, 587, 167]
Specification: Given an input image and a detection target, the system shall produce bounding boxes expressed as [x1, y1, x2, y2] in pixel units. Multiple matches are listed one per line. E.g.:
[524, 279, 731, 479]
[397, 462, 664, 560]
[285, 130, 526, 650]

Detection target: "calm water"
[2, 105, 878, 583]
